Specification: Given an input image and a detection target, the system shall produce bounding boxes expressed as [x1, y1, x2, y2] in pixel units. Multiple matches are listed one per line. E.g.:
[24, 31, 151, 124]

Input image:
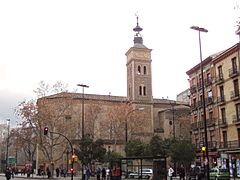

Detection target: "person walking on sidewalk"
[102, 167, 106, 180]
[179, 164, 185, 180]
[5, 168, 11, 180]
[168, 165, 174, 180]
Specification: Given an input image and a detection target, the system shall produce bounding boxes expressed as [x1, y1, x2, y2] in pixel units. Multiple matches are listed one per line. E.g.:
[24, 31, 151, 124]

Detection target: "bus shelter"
[111, 156, 167, 180]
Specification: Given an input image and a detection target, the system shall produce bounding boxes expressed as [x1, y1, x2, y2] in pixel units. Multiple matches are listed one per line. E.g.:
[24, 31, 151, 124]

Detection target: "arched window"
[139, 86, 142, 95]
[137, 65, 141, 74]
[143, 86, 146, 96]
[144, 66, 147, 74]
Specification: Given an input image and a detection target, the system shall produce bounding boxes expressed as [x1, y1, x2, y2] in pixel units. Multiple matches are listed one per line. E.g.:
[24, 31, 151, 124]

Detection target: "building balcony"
[219, 140, 240, 149]
[217, 96, 225, 105]
[190, 85, 197, 94]
[229, 67, 239, 78]
[230, 90, 240, 101]
[218, 118, 228, 128]
[207, 118, 216, 127]
[194, 141, 217, 150]
[197, 83, 202, 91]
[206, 97, 214, 105]
[190, 104, 197, 111]
[197, 101, 203, 108]
[191, 121, 204, 130]
[205, 78, 212, 87]
[232, 115, 240, 125]
[215, 73, 224, 85]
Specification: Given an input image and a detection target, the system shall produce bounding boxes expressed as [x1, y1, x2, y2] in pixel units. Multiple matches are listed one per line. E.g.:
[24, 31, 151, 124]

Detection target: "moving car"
[129, 168, 153, 179]
[209, 168, 230, 180]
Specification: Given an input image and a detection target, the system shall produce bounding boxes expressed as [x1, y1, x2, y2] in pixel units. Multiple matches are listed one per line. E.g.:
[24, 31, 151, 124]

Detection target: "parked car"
[209, 168, 230, 180]
[129, 168, 153, 179]
[122, 170, 134, 178]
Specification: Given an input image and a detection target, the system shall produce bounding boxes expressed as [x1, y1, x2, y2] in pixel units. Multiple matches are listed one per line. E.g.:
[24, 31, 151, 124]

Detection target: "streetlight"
[6, 119, 10, 169]
[125, 107, 144, 143]
[190, 25, 209, 180]
[77, 84, 89, 139]
[169, 101, 176, 139]
[235, 27, 240, 72]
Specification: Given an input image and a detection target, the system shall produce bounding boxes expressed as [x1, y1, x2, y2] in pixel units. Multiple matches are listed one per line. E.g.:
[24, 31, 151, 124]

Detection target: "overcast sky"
[0, 0, 239, 125]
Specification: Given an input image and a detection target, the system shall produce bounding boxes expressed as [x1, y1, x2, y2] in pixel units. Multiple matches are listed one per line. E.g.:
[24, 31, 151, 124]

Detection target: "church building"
[37, 17, 190, 155]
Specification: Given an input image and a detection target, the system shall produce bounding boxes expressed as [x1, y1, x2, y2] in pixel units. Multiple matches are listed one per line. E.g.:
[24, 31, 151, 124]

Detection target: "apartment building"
[186, 43, 240, 175]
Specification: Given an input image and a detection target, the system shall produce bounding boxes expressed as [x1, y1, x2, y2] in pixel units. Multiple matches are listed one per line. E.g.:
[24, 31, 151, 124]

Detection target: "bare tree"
[15, 81, 75, 176]
[100, 102, 146, 150]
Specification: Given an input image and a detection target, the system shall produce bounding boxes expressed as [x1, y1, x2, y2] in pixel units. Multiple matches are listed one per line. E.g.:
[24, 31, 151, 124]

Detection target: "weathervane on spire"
[133, 13, 143, 37]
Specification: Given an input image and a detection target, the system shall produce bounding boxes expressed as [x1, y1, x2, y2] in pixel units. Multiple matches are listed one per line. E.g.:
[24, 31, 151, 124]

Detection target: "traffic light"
[201, 146, 206, 152]
[44, 127, 49, 135]
[71, 154, 77, 162]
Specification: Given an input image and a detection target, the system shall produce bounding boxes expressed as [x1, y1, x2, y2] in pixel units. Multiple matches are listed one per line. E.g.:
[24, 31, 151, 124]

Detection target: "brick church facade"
[37, 17, 190, 155]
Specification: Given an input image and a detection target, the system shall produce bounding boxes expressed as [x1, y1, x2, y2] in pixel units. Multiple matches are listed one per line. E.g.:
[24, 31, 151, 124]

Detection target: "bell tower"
[125, 16, 153, 103]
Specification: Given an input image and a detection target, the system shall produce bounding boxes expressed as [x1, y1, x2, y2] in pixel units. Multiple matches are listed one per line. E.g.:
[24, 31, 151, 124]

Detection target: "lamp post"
[169, 101, 176, 139]
[77, 84, 89, 180]
[66, 149, 69, 173]
[6, 119, 10, 169]
[77, 84, 89, 139]
[190, 25, 209, 179]
[236, 27, 240, 72]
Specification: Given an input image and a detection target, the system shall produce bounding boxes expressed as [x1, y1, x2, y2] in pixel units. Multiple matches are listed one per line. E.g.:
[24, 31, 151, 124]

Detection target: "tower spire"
[133, 14, 143, 45]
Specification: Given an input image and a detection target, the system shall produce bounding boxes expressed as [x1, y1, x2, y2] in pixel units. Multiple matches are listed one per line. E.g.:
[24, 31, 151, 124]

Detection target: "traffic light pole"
[46, 131, 74, 180]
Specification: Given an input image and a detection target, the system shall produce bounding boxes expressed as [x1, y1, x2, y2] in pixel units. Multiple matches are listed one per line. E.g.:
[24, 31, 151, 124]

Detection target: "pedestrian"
[11, 167, 15, 178]
[179, 165, 185, 180]
[106, 167, 111, 180]
[5, 168, 11, 180]
[102, 167, 106, 180]
[168, 165, 174, 180]
[46, 167, 51, 179]
[63, 168, 67, 177]
[26, 168, 31, 178]
[86, 167, 90, 180]
[56, 167, 60, 177]
[96, 167, 101, 180]
[83, 164, 87, 180]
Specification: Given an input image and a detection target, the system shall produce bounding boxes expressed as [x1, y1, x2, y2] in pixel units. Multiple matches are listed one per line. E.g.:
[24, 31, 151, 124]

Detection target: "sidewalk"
[2, 174, 240, 180]
[0, 173, 83, 179]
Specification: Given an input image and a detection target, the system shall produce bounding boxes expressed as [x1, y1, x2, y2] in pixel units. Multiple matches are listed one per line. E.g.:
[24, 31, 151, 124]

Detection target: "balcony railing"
[217, 96, 225, 105]
[215, 73, 224, 84]
[190, 104, 198, 111]
[194, 141, 217, 149]
[232, 115, 240, 124]
[229, 67, 239, 78]
[219, 140, 240, 149]
[230, 90, 240, 100]
[218, 118, 228, 128]
[205, 78, 212, 86]
[191, 121, 204, 130]
[197, 83, 202, 91]
[197, 101, 203, 108]
[190, 85, 197, 94]
[207, 118, 215, 127]
[206, 97, 214, 105]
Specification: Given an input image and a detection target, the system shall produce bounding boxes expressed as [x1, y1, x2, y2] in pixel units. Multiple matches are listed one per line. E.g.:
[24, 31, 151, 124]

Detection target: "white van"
[129, 168, 153, 179]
